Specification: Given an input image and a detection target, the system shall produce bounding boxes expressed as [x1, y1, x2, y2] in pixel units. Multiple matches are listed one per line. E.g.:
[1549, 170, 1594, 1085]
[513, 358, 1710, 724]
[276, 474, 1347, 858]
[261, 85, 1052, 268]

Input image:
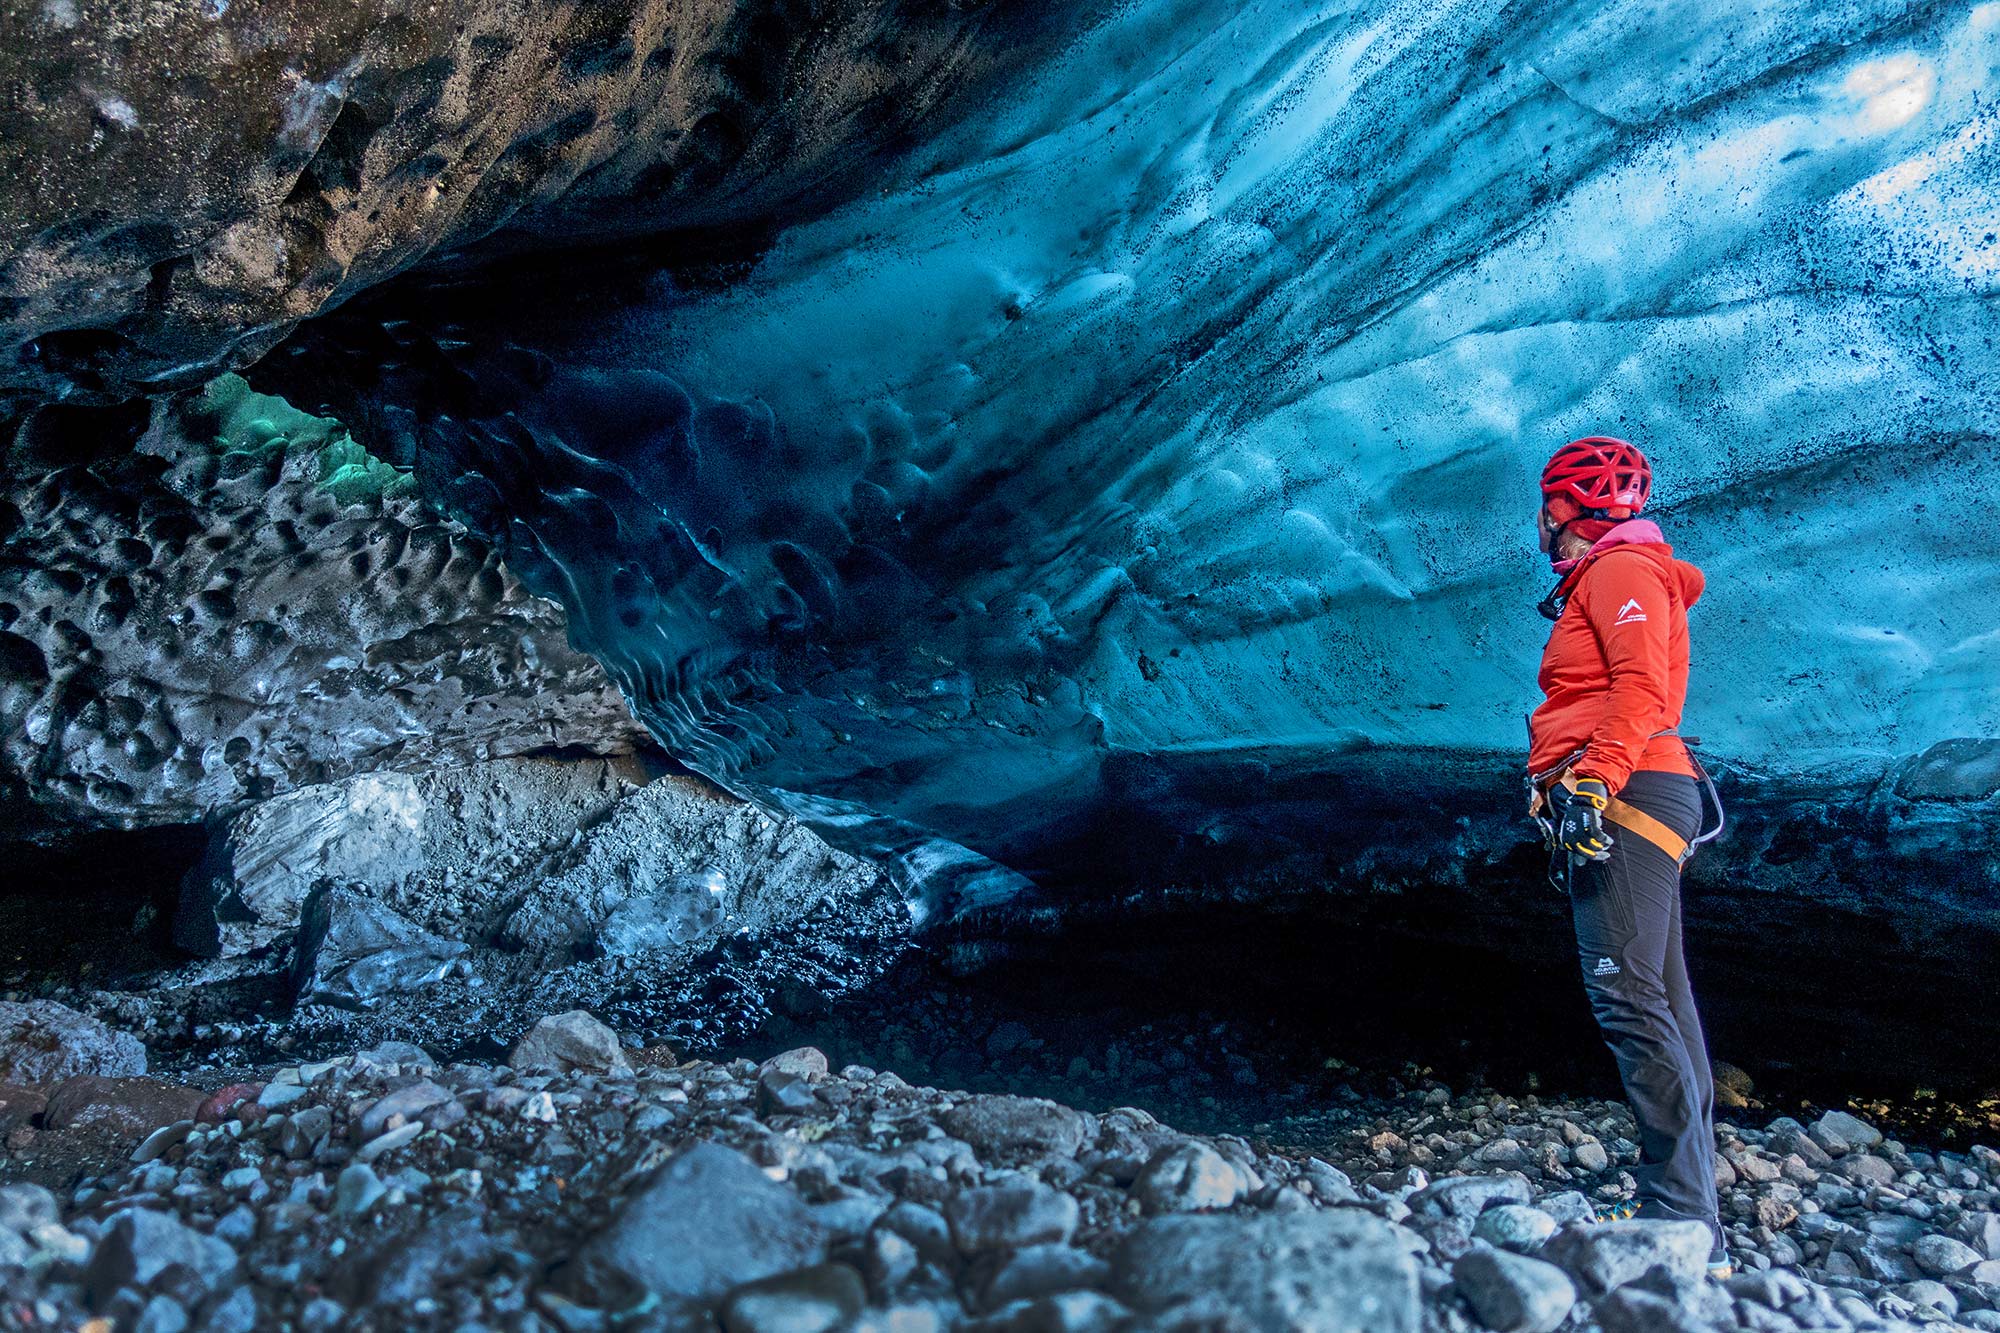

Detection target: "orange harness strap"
[1556, 771, 1691, 865]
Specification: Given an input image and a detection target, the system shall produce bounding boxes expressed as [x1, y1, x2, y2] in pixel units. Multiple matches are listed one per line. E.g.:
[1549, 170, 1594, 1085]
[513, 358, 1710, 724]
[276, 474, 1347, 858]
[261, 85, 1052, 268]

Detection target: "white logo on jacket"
[1613, 598, 1647, 625]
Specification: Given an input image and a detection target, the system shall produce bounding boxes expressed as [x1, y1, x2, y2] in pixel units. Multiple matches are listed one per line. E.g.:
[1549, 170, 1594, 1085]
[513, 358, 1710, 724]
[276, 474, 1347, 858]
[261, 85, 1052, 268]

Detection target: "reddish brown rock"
[42, 1075, 205, 1143]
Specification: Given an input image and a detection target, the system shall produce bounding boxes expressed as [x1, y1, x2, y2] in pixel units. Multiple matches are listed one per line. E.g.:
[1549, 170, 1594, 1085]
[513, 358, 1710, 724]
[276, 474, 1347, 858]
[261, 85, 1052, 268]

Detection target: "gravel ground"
[3, 1002, 1998, 1333]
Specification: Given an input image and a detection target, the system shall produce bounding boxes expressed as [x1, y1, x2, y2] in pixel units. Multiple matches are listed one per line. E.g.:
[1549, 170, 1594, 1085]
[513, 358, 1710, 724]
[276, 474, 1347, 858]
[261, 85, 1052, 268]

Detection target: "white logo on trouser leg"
[1593, 956, 1621, 976]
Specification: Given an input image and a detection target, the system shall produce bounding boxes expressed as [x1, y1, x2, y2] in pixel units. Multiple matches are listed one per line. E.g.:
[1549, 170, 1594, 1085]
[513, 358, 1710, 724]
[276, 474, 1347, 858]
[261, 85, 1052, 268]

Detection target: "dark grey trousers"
[1567, 770, 1717, 1226]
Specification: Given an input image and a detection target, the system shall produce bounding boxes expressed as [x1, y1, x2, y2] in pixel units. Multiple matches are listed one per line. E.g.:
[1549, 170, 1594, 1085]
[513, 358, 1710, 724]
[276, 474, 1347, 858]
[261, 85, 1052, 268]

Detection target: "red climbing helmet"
[1540, 436, 1651, 515]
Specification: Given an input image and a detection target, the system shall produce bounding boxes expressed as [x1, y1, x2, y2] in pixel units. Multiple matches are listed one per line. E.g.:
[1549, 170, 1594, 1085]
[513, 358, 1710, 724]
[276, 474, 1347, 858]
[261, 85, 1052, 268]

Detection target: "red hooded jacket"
[1528, 520, 1705, 792]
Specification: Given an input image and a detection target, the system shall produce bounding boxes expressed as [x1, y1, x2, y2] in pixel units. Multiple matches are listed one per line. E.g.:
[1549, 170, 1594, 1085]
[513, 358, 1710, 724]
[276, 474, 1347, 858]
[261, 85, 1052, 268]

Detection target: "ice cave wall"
[4, 0, 1998, 945]
[250, 0, 2000, 916]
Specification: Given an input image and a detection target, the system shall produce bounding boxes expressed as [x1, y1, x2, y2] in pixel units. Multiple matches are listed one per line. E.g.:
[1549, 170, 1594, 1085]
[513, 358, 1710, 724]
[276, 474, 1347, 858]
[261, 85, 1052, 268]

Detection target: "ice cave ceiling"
[3, 0, 1999, 925]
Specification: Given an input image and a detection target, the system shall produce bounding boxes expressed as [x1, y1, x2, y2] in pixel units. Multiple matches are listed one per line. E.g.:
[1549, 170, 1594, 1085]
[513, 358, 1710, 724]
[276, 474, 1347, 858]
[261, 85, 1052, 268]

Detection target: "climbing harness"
[1525, 730, 1725, 894]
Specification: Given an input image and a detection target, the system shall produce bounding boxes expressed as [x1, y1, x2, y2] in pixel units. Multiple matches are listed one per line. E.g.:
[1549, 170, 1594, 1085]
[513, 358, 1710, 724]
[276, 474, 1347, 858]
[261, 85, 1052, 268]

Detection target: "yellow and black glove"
[1555, 777, 1615, 861]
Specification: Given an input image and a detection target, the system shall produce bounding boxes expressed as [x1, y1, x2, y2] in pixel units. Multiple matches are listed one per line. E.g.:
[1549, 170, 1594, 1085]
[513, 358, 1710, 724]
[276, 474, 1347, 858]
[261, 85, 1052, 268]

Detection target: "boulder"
[1542, 1220, 1713, 1295]
[1111, 1209, 1419, 1332]
[941, 1096, 1088, 1161]
[509, 1011, 632, 1075]
[84, 1208, 239, 1309]
[1131, 1141, 1244, 1214]
[945, 1183, 1080, 1254]
[580, 1142, 824, 1302]
[1808, 1109, 1883, 1156]
[718, 1263, 867, 1333]
[1453, 1246, 1576, 1333]
[43, 1075, 204, 1142]
[0, 1000, 146, 1085]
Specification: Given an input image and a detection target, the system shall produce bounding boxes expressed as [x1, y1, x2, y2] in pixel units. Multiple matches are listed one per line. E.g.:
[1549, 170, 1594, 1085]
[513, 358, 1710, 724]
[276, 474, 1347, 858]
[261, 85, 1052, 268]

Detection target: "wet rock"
[942, 1096, 1088, 1161]
[43, 1075, 204, 1141]
[718, 1263, 866, 1333]
[0, 1000, 146, 1085]
[1131, 1141, 1244, 1214]
[581, 1142, 823, 1302]
[84, 1209, 239, 1309]
[1542, 1220, 1714, 1295]
[1453, 1246, 1576, 1333]
[945, 1183, 1080, 1254]
[760, 1071, 821, 1117]
[1410, 1175, 1535, 1220]
[292, 887, 467, 1008]
[1111, 1209, 1419, 1331]
[510, 1011, 632, 1076]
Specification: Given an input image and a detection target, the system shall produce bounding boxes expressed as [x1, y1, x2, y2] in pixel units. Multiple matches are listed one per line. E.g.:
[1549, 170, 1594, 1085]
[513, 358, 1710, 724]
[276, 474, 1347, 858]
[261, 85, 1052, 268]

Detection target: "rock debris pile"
[2, 1002, 1997, 1332]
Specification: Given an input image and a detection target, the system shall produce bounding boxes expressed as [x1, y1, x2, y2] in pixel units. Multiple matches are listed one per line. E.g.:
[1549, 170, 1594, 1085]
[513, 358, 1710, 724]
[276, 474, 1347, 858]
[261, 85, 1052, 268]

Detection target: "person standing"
[1526, 435, 1730, 1278]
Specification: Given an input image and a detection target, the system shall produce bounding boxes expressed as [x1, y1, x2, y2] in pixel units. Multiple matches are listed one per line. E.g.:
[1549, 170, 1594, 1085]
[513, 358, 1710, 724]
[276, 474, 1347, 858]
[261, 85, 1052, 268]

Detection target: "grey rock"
[1454, 1246, 1576, 1333]
[196, 1286, 259, 1333]
[1542, 1220, 1713, 1295]
[1593, 1284, 1713, 1333]
[134, 1295, 190, 1333]
[1131, 1141, 1243, 1214]
[718, 1263, 866, 1333]
[1538, 1192, 1596, 1227]
[1473, 1205, 1559, 1252]
[1913, 1232, 1982, 1276]
[510, 1010, 632, 1075]
[357, 1080, 453, 1138]
[0, 1182, 59, 1234]
[1409, 1174, 1534, 1220]
[1111, 1209, 1419, 1331]
[363, 1206, 498, 1305]
[1892, 1278, 1958, 1316]
[84, 1208, 239, 1308]
[0, 1000, 147, 1085]
[759, 1071, 820, 1117]
[761, 1048, 832, 1080]
[980, 1244, 1112, 1310]
[355, 1121, 424, 1163]
[946, 1183, 1080, 1254]
[581, 1142, 824, 1302]
[333, 1163, 388, 1216]
[1572, 1139, 1612, 1173]
[281, 1106, 335, 1160]
[942, 1096, 1089, 1161]
[292, 887, 467, 1008]
[1808, 1109, 1883, 1157]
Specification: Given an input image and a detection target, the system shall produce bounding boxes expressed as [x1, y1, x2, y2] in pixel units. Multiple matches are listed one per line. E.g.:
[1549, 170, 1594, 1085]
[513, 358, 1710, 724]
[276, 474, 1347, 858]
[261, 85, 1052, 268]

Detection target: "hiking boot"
[1589, 1198, 1639, 1223]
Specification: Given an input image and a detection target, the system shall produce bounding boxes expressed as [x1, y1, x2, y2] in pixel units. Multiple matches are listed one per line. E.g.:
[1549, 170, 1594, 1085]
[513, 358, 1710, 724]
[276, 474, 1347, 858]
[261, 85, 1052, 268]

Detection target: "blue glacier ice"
[288, 0, 2000, 920]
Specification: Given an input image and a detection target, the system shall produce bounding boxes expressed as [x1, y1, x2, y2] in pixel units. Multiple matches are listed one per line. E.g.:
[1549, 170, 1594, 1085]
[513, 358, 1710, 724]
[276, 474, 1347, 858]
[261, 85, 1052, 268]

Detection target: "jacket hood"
[1554, 519, 1705, 606]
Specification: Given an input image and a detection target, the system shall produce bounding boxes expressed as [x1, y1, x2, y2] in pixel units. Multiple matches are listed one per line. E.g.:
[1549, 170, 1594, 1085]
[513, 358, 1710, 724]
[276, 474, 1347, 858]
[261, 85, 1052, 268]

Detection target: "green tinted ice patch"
[190, 373, 414, 505]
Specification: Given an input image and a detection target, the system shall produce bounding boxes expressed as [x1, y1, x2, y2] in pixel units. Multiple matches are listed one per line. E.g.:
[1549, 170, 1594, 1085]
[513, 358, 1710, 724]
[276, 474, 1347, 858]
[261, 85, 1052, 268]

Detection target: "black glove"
[1555, 777, 1614, 861]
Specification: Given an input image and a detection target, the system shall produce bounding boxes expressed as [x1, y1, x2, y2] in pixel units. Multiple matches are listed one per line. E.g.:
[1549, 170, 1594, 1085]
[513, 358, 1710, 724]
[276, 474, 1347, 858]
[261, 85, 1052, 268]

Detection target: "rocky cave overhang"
[2, 0, 1998, 1065]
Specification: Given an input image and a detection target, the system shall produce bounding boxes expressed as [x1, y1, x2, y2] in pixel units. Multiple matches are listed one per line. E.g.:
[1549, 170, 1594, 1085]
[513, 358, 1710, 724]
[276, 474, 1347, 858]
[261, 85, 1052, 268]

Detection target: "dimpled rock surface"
[0, 380, 647, 840]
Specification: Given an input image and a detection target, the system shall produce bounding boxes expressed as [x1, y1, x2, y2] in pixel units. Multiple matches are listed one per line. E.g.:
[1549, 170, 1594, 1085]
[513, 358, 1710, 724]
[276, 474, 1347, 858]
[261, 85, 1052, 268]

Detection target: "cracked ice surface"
[411, 0, 2000, 917]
